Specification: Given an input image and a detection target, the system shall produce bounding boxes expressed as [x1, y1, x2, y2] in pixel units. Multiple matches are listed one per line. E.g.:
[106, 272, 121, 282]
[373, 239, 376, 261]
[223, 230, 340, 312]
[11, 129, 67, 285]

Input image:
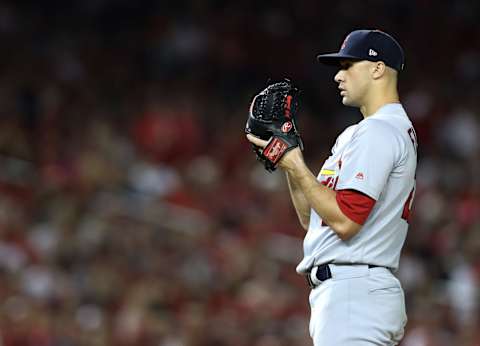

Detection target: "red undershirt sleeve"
[336, 189, 376, 225]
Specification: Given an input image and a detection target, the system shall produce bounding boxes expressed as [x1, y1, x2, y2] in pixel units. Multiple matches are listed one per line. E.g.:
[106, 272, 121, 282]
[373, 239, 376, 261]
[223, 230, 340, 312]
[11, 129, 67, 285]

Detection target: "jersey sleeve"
[336, 189, 376, 225]
[335, 120, 397, 200]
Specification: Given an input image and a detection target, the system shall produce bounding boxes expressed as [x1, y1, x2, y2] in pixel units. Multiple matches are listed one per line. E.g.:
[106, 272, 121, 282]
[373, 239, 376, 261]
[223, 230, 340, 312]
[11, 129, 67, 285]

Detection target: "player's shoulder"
[359, 108, 412, 136]
[355, 117, 399, 138]
[363, 104, 412, 132]
[352, 117, 410, 156]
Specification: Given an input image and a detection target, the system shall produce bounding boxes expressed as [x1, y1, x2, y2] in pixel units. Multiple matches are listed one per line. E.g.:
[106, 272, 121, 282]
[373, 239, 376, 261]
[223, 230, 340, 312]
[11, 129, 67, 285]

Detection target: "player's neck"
[360, 89, 400, 118]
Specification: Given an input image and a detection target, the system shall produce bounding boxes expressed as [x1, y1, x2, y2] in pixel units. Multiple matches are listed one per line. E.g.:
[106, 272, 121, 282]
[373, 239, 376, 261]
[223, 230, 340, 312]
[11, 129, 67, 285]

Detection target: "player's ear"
[371, 61, 386, 79]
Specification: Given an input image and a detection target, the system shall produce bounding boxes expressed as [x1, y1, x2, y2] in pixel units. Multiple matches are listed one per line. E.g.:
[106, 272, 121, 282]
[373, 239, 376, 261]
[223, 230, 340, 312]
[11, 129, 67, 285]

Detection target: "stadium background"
[0, 0, 479, 345]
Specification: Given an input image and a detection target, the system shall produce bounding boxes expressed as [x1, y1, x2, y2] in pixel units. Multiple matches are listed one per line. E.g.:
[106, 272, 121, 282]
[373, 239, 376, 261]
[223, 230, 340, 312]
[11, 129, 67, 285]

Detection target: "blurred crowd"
[0, 1, 479, 345]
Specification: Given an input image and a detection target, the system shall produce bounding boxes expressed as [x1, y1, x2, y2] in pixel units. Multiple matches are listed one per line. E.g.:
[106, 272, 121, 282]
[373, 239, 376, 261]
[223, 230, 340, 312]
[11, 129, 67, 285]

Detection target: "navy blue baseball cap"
[317, 30, 405, 71]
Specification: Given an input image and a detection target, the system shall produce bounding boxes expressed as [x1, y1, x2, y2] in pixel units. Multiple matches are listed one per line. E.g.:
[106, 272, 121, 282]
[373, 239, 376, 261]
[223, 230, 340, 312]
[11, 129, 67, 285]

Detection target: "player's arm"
[275, 120, 394, 240]
[282, 152, 363, 240]
[247, 134, 363, 240]
[286, 171, 311, 230]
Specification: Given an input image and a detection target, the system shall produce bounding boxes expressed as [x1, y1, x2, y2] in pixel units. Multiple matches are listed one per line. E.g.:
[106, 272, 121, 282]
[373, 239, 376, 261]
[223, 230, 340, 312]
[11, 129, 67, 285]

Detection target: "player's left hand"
[245, 79, 304, 172]
[246, 134, 305, 171]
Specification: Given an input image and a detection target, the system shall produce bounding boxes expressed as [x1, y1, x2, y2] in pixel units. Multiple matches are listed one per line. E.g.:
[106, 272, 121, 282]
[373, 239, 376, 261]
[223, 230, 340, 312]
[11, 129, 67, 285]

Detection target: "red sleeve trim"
[336, 189, 376, 225]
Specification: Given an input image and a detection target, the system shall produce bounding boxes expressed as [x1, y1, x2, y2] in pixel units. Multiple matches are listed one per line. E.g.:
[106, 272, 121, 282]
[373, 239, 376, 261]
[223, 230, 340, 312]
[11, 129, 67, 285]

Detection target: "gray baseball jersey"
[297, 103, 417, 273]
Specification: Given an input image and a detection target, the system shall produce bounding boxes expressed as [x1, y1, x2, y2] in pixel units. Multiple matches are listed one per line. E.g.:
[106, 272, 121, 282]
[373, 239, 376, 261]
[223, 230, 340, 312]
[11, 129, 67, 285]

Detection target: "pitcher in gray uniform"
[247, 29, 417, 345]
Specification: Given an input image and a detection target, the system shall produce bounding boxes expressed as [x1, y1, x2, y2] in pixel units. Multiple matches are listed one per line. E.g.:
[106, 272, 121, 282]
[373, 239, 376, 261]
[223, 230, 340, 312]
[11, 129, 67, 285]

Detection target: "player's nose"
[334, 70, 344, 84]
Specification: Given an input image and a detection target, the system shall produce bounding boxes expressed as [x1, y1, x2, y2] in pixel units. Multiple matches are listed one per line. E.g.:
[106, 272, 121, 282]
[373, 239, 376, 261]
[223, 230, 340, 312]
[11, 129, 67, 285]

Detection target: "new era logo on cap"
[368, 49, 378, 56]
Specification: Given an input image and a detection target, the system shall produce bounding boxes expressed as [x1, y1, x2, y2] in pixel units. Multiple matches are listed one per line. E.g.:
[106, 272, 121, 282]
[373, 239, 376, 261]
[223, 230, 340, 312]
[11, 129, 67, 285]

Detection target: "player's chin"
[341, 96, 352, 106]
[341, 96, 358, 107]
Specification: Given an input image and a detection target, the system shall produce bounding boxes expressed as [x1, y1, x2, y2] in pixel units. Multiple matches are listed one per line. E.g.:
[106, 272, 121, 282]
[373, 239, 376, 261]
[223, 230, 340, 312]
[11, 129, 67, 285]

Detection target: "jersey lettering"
[320, 176, 339, 190]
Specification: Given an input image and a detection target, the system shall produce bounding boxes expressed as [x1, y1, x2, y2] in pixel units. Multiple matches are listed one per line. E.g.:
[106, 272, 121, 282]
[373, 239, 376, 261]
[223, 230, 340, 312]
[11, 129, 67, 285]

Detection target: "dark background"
[0, 1, 479, 345]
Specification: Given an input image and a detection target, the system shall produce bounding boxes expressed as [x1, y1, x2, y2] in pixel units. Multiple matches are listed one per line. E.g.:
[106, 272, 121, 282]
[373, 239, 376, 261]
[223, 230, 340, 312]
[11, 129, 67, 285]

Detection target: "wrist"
[285, 156, 309, 178]
[279, 147, 305, 172]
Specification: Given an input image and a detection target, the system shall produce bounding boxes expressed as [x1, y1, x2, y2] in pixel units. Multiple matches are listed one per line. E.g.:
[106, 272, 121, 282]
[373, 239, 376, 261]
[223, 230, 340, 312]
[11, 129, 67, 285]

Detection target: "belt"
[305, 263, 381, 289]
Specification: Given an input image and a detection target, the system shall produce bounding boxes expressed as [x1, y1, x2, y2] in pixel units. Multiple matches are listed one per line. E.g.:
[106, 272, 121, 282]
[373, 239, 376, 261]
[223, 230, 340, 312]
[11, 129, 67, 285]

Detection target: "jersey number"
[401, 183, 416, 223]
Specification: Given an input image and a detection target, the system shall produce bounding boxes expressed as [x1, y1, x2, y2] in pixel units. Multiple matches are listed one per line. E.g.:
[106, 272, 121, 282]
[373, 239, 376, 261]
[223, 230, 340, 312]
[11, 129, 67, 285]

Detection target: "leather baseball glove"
[245, 79, 303, 172]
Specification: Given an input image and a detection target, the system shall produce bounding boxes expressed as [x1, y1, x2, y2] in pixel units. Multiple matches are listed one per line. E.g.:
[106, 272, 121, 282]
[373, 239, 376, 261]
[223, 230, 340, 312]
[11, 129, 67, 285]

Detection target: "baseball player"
[246, 29, 417, 345]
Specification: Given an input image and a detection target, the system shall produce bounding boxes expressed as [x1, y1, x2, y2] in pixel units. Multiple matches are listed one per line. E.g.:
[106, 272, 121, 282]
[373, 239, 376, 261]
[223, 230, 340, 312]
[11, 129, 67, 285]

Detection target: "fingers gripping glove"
[245, 79, 304, 172]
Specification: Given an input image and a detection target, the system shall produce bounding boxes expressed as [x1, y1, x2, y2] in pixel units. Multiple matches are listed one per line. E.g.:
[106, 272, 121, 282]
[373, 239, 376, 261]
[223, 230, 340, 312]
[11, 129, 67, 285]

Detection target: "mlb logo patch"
[355, 172, 364, 180]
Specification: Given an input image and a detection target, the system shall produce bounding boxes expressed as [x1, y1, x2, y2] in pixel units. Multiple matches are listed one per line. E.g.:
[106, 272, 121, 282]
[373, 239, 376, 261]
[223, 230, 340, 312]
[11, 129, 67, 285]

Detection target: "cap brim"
[316, 53, 362, 66]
